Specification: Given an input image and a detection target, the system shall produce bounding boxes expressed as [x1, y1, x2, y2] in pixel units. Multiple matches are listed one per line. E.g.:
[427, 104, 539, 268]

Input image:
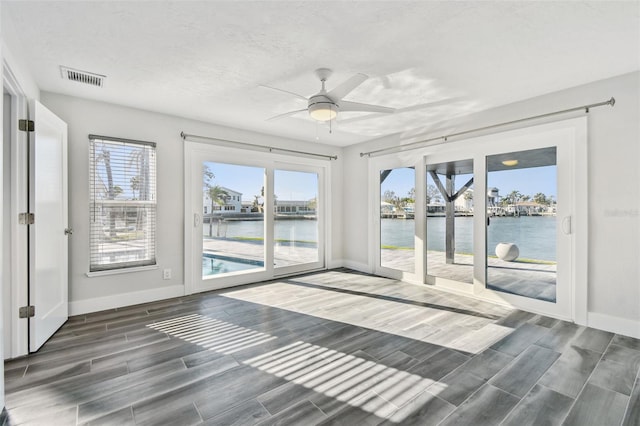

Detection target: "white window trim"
[86, 264, 159, 278]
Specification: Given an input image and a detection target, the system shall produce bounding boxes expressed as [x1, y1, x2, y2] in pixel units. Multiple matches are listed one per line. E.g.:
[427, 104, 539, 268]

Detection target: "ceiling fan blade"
[259, 85, 308, 101]
[338, 97, 463, 124]
[339, 100, 395, 114]
[266, 109, 308, 121]
[327, 73, 368, 100]
[398, 97, 463, 113]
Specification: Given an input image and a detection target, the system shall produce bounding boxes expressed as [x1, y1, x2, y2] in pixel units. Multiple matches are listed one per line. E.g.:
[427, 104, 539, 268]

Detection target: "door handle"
[64, 228, 73, 236]
[561, 216, 572, 235]
[194, 213, 201, 227]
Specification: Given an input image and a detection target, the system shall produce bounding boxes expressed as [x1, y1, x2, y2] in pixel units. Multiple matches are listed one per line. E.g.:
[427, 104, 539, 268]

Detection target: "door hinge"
[19, 212, 35, 225]
[19, 305, 35, 319]
[18, 119, 34, 132]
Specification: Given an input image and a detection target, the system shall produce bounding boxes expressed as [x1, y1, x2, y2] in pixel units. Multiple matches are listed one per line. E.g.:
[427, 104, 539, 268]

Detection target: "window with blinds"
[89, 135, 157, 272]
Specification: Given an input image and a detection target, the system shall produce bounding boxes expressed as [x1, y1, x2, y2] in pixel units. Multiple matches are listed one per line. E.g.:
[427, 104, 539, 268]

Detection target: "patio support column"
[445, 173, 455, 264]
[430, 170, 474, 265]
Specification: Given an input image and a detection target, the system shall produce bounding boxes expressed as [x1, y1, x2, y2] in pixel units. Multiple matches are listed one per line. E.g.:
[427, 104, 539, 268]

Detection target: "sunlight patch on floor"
[148, 314, 277, 354]
[149, 314, 440, 421]
[220, 280, 513, 355]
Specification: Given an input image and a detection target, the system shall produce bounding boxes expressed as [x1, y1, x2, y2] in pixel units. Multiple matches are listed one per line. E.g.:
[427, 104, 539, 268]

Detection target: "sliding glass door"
[372, 119, 584, 320]
[372, 154, 424, 283]
[479, 138, 575, 319]
[379, 167, 415, 273]
[201, 162, 266, 278]
[486, 147, 558, 302]
[185, 145, 326, 293]
[424, 128, 575, 318]
[273, 168, 323, 275]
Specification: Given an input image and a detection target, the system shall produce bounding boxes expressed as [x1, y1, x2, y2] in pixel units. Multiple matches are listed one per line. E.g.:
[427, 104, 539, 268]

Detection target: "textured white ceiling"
[4, 1, 639, 146]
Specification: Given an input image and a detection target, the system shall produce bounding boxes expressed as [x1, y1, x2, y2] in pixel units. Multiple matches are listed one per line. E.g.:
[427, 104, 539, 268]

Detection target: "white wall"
[343, 71, 640, 337]
[40, 92, 343, 314]
[1, 9, 39, 102]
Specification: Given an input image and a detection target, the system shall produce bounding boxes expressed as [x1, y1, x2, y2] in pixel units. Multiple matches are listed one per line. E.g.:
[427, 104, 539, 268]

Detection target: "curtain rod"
[180, 132, 338, 161]
[360, 97, 615, 158]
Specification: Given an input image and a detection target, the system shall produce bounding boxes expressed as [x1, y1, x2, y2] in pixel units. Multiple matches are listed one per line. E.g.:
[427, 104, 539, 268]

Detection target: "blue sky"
[488, 166, 557, 198]
[204, 162, 556, 203]
[204, 162, 318, 201]
[381, 168, 416, 199]
[381, 166, 557, 199]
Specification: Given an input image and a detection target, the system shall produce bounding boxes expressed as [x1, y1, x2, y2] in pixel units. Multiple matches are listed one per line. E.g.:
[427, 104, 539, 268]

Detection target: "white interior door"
[29, 100, 68, 352]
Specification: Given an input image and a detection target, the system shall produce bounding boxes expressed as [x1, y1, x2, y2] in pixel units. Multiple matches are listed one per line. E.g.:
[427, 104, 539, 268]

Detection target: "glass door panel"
[202, 162, 265, 278]
[274, 170, 319, 268]
[426, 159, 474, 284]
[380, 167, 415, 273]
[486, 147, 557, 302]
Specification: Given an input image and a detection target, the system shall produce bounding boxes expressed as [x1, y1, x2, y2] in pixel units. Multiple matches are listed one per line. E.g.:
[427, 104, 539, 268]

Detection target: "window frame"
[88, 134, 157, 273]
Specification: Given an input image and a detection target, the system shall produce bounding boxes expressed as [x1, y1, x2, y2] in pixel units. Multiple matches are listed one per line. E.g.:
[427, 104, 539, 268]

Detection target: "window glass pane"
[89, 137, 156, 271]
[486, 147, 557, 302]
[274, 170, 319, 268]
[202, 162, 265, 277]
[380, 167, 415, 272]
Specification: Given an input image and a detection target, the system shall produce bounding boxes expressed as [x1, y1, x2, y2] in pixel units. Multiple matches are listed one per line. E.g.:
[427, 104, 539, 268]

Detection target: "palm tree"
[127, 147, 152, 234]
[96, 146, 118, 237]
[130, 176, 139, 200]
[208, 185, 229, 237]
[501, 190, 523, 207]
[533, 192, 548, 205]
[253, 186, 266, 213]
[127, 147, 149, 199]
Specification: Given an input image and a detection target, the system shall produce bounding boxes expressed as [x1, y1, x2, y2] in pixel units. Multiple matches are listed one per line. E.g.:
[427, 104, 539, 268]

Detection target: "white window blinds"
[89, 135, 157, 272]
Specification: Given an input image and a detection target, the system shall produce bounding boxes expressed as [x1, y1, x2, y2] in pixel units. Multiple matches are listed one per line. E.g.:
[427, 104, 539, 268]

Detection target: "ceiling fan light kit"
[308, 96, 338, 122]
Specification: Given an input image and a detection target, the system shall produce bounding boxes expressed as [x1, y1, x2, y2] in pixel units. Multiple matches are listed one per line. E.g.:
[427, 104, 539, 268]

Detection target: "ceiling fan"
[263, 68, 395, 122]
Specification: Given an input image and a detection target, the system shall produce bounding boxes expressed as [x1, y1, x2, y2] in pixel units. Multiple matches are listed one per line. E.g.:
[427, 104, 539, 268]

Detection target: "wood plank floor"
[2, 268, 640, 425]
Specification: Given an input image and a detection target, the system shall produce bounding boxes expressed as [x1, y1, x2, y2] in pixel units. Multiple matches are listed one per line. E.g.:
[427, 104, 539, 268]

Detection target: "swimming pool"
[202, 253, 264, 276]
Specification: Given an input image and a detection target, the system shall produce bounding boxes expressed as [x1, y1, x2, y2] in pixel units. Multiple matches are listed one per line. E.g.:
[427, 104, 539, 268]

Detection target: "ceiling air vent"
[60, 66, 105, 87]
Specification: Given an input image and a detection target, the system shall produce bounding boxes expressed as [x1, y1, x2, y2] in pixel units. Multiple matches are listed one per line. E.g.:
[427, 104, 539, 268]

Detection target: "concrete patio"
[202, 239, 556, 302]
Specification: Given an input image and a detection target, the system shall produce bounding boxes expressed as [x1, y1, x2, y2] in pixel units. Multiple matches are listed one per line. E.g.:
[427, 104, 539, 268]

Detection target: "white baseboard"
[588, 312, 640, 339]
[326, 259, 345, 269]
[341, 260, 373, 274]
[69, 284, 185, 316]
